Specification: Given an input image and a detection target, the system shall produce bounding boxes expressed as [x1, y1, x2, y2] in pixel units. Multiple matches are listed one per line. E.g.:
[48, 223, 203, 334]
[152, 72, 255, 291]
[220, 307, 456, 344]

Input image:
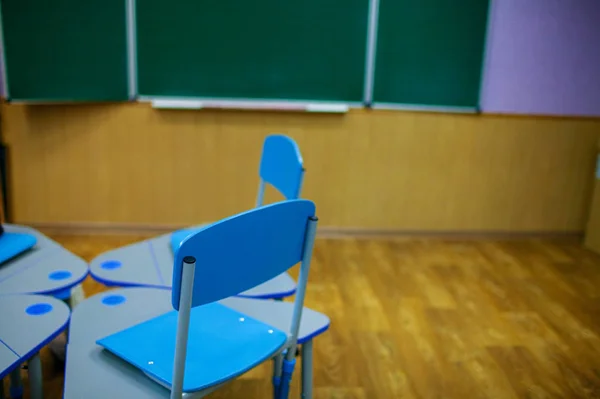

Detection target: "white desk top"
[0, 224, 88, 296]
[0, 294, 70, 378]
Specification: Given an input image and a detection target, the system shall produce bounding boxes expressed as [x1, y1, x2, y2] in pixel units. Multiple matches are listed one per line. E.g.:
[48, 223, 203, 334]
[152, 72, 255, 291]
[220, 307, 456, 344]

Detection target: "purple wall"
[481, 0, 600, 117]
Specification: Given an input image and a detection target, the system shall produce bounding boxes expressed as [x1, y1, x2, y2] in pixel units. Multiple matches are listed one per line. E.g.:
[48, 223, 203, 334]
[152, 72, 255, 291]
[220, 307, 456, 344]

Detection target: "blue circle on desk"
[102, 295, 126, 306]
[49, 270, 72, 280]
[26, 303, 53, 316]
[101, 260, 122, 270]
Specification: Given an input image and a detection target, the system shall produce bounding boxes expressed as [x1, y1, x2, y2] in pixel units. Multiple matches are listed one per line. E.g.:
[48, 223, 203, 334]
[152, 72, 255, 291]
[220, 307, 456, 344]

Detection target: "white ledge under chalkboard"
[142, 97, 353, 113]
[372, 103, 477, 113]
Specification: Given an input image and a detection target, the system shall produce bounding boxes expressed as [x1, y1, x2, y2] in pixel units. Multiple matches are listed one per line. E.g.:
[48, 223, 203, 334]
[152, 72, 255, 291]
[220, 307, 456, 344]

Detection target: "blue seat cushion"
[0, 232, 37, 265]
[96, 302, 287, 393]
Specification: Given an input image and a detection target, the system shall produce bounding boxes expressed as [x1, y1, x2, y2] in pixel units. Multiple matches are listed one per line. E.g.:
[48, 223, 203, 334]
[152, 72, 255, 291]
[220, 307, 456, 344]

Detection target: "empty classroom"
[1, 0, 600, 398]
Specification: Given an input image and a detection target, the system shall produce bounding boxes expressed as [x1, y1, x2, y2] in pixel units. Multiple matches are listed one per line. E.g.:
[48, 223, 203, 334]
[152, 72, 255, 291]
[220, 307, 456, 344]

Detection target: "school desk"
[0, 294, 70, 399]
[0, 224, 88, 300]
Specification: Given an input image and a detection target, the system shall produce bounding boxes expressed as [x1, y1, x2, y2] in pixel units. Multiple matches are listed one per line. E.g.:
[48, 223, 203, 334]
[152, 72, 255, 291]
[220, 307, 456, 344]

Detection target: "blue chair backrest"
[172, 199, 316, 310]
[258, 135, 304, 202]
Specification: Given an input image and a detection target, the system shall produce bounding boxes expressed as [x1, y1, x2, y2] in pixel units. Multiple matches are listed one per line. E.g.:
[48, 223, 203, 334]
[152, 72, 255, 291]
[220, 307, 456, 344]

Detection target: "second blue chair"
[170, 134, 305, 299]
[89, 135, 305, 300]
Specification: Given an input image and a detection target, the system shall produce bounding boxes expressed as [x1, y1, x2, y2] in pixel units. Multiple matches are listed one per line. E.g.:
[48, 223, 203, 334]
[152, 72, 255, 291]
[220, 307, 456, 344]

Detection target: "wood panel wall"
[1, 103, 598, 233]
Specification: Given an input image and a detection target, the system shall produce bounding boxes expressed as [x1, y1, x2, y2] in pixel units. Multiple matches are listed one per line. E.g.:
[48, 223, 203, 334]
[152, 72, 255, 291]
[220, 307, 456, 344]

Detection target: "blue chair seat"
[0, 232, 37, 265]
[221, 296, 330, 345]
[96, 302, 287, 393]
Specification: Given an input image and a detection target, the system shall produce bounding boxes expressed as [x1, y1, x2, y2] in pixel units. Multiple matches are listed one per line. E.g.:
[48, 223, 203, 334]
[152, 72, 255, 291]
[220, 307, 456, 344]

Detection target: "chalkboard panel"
[1, 0, 129, 101]
[136, 0, 370, 103]
[373, 0, 490, 109]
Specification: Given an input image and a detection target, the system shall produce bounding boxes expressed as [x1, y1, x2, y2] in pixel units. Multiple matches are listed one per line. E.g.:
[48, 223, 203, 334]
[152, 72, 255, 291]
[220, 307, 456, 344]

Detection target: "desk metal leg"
[49, 299, 69, 359]
[61, 296, 72, 339]
[62, 284, 85, 341]
[301, 340, 313, 399]
[62, 319, 70, 341]
[28, 353, 43, 399]
[9, 367, 23, 398]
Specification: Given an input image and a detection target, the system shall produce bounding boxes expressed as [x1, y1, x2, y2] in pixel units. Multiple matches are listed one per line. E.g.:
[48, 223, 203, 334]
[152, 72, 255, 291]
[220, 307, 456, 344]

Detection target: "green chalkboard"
[136, 0, 370, 103]
[1, 0, 129, 101]
[373, 0, 490, 109]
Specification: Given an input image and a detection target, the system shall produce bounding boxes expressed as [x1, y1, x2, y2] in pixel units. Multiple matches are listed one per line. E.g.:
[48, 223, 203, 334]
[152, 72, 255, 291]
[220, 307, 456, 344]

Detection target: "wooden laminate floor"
[3, 235, 600, 398]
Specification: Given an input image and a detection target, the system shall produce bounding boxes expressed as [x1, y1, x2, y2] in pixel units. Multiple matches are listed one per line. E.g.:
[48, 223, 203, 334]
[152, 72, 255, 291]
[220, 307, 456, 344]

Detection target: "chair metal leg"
[9, 367, 23, 398]
[28, 353, 43, 399]
[301, 340, 313, 399]
[272, 353, 284, 399]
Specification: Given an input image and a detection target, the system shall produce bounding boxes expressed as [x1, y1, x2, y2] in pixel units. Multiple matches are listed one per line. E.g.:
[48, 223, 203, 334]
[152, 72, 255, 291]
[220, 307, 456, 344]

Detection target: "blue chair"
[255, 134, 305, 206]
[90, 135, 305, 300]
[67, 200, 325, 399]
[171, 135, 305, 302]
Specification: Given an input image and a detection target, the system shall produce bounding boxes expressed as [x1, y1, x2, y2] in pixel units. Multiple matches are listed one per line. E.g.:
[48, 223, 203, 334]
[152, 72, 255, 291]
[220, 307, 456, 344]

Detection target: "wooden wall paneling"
[2, 103, 599, 232]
